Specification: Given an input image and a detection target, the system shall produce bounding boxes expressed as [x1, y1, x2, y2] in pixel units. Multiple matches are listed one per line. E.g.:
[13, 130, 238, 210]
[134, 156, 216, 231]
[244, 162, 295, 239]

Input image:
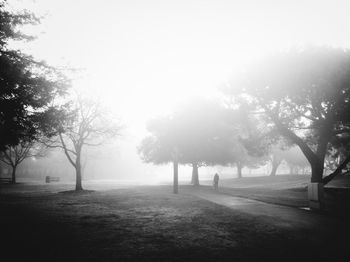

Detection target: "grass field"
[1, 176, 350, 262]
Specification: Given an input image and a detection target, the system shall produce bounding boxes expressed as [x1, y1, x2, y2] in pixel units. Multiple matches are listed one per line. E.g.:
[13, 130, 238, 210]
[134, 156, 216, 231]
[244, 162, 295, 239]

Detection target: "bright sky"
[7, 0, 350, 180]
[12, 0, 350, 134]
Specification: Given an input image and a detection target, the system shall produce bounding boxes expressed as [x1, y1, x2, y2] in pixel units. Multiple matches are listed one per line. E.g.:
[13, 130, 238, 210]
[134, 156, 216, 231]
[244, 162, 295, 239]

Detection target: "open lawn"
[1, 181, 349, 262]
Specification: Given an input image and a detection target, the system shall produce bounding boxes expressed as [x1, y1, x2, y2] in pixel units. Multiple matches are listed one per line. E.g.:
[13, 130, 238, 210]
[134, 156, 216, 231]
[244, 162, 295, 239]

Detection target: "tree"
[233, 124, 270, 178]
[267, 139, 292, 176]
[138, 98, 236, 187]
[268, 145, 310, 176]
[221, 88, 272, 178]
[174, 99, 238, 185]
[0, 1, 68, 149]
[138, 132, 179, 193]
[138, 117, 181, 193]
[0, 141, 46, 183]
[236, 151, 268, 178]
[43, 98, 122, 191]
[269, 149, 283, 176]
[224, 47, 350, 186]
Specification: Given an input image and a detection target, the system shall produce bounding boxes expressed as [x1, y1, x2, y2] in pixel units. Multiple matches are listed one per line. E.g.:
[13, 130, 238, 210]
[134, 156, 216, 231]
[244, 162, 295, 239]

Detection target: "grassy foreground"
[0, 183, 349, 262]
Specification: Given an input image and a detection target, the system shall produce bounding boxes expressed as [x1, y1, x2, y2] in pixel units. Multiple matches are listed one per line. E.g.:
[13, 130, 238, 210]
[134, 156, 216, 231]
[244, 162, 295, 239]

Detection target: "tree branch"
[260, 103, 319, 166]
[322, 154, 350, 185]
[59, 133, 76, 167]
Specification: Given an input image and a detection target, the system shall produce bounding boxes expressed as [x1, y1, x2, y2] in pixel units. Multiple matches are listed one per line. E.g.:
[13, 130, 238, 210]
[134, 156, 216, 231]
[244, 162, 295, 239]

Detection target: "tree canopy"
[139, 99, 235, 166]
[223, 46, 350, 184]
[138, 98, 264, 184]
[0, 1, 68, 149]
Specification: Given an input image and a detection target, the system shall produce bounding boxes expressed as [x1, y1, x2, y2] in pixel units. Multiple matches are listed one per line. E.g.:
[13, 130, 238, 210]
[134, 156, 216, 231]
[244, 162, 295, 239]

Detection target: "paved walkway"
[184, 187, 343, 231]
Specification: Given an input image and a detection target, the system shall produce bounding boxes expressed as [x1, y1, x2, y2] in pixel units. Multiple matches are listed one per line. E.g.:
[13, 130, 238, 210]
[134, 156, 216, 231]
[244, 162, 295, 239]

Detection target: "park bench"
[45, 176, 60, 183]
[0, 177, 12, 184]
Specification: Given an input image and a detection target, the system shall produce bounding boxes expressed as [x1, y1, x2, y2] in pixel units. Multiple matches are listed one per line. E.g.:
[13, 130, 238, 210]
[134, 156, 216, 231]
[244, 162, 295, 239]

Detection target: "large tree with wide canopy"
[222, 46, 350, 185]
[138, 98, 238, 188]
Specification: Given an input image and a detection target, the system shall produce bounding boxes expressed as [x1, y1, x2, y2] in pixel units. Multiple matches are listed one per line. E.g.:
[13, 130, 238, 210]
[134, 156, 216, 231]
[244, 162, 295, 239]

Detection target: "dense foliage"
[0, 1, 68, 149]
[223, 47, 350, 183]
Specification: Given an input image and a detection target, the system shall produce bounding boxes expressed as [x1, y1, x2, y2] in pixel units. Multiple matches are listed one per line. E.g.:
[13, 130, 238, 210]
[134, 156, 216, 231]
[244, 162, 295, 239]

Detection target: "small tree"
[0, 141, 45, 183]
[231, 118, 270, 178]
[267, 139, 291, 176]
[44, 98, 122, 191]
[269, 150, 283, 176]
[232, 145, 267, 178]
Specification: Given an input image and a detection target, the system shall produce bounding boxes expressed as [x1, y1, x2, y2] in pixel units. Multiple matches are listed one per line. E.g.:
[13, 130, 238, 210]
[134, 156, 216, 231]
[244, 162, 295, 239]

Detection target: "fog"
[6, 0, 350, 184]
[3, 2, 350, 260]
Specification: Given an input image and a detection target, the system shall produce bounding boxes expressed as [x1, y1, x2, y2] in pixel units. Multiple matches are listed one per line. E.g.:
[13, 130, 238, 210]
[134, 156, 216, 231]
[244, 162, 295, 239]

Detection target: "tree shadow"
[58, 189, 95, 194]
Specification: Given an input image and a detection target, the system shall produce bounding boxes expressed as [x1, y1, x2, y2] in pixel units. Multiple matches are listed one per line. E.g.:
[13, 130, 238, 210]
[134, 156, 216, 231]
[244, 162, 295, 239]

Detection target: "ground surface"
[204, 175, 350, 213]
[1, 177, 350, 262]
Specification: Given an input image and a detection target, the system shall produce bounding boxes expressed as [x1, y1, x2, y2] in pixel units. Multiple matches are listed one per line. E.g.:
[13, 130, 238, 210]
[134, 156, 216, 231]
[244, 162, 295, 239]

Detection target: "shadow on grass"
[59, 189, 95, 194]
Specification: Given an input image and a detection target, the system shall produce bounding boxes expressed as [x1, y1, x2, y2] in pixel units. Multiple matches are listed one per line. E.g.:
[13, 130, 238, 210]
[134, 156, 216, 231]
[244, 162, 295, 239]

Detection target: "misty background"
[4, 0, 348, 183]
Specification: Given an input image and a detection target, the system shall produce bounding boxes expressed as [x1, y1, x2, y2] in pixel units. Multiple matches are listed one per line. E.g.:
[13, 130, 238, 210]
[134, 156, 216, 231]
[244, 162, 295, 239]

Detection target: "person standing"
[213, 173, 219, 191]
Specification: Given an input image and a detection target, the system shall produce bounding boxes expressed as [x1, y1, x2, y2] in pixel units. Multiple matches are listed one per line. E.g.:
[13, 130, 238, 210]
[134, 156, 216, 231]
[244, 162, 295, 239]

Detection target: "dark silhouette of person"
[213, 173, 219, 190]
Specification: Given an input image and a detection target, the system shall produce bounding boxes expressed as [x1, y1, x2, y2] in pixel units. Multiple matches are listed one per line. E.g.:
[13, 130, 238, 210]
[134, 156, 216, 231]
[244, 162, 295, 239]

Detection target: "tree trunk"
[310, 161, 324, 183]
[269, 156, 281, 176]
[237, 162, 242, 178]
[270, 164, 279, 176]
[312, 137, 328, 182]
[272, 117, 325, 182]
[173, 161, 178, 194]
[75, 152, 83, 191]
[309, 137, 328, 183]
[191, 162, 199, 186]
[289, 165, 295, 175]
[75, 164, 83, 191]
[11, 166, 16, 184]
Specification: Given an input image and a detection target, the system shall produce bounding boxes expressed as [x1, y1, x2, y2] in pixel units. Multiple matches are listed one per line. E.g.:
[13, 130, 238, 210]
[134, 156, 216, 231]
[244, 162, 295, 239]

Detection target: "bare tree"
[44, 98, 122, 191]
[0, 141, 45, 183]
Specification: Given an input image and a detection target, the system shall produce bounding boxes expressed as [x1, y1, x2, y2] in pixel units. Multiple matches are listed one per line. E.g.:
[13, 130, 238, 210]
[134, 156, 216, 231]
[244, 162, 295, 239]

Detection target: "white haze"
[9, 0, 350, 183]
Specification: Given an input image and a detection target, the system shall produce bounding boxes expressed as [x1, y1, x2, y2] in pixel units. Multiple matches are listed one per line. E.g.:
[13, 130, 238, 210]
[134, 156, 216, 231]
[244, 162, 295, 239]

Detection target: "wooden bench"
[0, 177, 12, 184]
[45, 176, 60, 183]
